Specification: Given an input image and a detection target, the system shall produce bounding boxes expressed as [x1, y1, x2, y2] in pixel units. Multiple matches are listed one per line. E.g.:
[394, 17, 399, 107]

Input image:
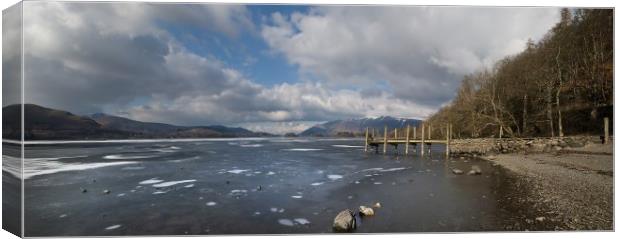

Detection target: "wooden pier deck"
[364, 123, 452, 156]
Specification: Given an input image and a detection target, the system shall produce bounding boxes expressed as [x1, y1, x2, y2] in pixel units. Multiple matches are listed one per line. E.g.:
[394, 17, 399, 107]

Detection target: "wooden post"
[383, 125, 388, 154]
[604, 117, 609, 144]
[445, 123, 450, 158]
[421, 124, 425, 157]
[413, 127, 417, 139]
[394, 128, 398, 139]
[499, 125, 503, 139]
[405, 125, 411, 155]
[364, 127, 369, 152]
[428, 124, 432, 139]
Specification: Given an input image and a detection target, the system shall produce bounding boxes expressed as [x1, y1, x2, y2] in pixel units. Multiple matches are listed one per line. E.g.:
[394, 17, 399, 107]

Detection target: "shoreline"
[479, 144, 613, 230]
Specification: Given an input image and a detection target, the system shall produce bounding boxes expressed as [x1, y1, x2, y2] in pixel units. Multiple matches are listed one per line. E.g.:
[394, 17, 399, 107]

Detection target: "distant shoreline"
[2, 137, 365, 145]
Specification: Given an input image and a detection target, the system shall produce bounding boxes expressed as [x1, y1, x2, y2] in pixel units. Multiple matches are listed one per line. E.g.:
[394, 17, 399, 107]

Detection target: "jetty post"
[421, 124, 425, 156]
[383, 125, 388, 154]
[499, 125, 503, 138]
[405, 125, 411, 155]
[394, 128, 398, 139]
[364, 127, 369, 152]
[604, 117, 610, 144]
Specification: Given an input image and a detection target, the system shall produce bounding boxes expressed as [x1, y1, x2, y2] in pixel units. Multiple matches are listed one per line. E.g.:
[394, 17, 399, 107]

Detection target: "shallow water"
[16, 138, 514, 236]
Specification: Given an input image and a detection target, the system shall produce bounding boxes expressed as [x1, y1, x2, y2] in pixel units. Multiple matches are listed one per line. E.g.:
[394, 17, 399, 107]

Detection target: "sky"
[9, 2, 561, 134]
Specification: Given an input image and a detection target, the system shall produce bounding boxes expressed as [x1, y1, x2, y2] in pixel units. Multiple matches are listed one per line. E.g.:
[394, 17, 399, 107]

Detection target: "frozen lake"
[5, 138, 520, 235]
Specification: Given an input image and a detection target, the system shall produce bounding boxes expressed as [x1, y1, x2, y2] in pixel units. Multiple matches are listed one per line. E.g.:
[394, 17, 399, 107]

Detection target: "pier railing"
[365, 123, 452, 157]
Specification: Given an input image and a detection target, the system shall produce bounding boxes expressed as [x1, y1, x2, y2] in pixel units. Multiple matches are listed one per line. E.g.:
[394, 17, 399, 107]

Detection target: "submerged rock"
[359, 206, 374, 216]
[452, 169, 464, 175]
[468, 165, 482, 175]
[80, 188, 88, 193]
[373, 202, 382, 208]
[333, 209, 356, 232]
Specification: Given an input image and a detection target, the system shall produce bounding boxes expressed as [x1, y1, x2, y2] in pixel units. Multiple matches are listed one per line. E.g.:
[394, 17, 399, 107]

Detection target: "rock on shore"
[333, 210, 356, 232]
[359, 206, 374, 216]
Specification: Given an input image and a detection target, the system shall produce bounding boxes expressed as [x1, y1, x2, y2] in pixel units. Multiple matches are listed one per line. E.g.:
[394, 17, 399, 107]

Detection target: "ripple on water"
[282, 148, 323, 152]
[332, 145, 364, 148]
[227, 169, 249, 174]
[103, 154, 158, 160]
[240, 144, 263, 148]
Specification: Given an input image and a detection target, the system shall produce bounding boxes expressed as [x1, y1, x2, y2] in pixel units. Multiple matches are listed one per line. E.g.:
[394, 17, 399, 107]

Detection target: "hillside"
[300, 116, 421, 137]
[2, 104, 269, 140]
[425, 9, 613, 138]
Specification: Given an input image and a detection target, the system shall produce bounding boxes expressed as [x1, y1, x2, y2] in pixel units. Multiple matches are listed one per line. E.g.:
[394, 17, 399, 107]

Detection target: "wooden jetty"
[364, 123, 452, 157]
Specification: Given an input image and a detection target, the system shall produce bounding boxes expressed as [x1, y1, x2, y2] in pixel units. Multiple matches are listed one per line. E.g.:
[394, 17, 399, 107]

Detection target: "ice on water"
[139, 178, 164, 185]
[152, 180, 196, 187]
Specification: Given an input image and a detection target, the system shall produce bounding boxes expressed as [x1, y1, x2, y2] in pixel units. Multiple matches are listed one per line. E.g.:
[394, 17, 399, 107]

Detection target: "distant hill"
[3, 104, 130, 140]
[2, 104, 270, 140]
[299, 116, 422, 137]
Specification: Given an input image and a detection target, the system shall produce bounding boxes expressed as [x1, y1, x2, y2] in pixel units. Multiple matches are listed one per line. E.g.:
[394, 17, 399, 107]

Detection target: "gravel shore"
[482, 143, 613, 230]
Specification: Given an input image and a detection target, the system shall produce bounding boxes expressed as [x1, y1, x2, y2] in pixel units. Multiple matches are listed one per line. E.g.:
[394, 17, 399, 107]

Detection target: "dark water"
[15, 138, 515, 236]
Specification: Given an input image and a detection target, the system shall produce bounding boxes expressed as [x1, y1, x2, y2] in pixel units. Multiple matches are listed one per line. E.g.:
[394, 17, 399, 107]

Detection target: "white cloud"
[261, 6, 560, 106]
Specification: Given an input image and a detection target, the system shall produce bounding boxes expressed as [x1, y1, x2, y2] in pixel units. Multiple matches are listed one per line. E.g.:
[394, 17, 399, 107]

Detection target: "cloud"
[22, 2, 255, 113]
[261, 6, 560, 106]
[15, 2, 561, 133]
[121, 81, 436, 126]
[2, 2, 22, 106]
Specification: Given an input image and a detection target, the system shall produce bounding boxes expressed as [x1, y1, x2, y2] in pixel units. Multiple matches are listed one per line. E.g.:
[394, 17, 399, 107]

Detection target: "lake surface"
[6, 138, 517, 236]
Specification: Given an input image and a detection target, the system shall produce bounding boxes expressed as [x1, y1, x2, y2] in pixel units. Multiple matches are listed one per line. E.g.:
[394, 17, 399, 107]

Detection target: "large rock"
[333, 210, 356, 232]
[359, 206, 374, 216]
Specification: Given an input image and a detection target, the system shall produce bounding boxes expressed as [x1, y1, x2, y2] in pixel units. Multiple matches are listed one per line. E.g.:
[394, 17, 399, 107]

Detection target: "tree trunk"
[546, 85, 555, 137]
[522, 94, 528, 136]
[555, 46, 564, 137]
[556, 89, 564, 137]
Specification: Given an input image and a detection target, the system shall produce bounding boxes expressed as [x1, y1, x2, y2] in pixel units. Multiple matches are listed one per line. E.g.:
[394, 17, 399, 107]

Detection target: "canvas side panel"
[2, 1, 23, 237]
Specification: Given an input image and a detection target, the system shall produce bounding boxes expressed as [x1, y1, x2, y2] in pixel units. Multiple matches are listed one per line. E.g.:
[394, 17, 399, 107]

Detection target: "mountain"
[2, 104, 269, 140]
[299, 116, 422, 137]
[3, 104, 130, 140]
[90, 113, 266, 138]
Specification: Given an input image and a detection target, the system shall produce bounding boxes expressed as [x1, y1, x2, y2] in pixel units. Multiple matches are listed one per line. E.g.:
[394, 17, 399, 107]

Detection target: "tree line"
[426, 9, 613, 139]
